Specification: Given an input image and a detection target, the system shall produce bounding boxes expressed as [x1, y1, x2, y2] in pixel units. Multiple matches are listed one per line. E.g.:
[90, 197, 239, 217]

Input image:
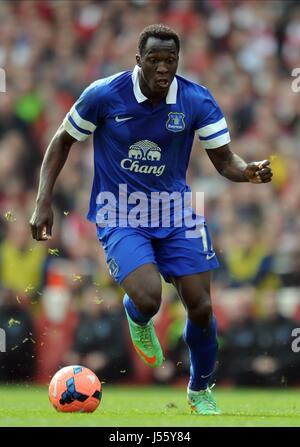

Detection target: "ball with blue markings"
[49, 365, 102, 412]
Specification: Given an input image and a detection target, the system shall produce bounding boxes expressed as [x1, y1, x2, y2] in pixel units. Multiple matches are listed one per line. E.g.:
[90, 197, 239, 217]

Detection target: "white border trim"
[69, 106, 96, 132]
[131, 65, 177, 104]
[200, 132, 231, 149]
[62, 117, 89, 141]
[197, 117, 227, 138]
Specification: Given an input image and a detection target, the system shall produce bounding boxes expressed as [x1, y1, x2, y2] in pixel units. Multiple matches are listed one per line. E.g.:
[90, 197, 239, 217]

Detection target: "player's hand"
[29, 204, 53, 241]
[244, 160, 273, 184]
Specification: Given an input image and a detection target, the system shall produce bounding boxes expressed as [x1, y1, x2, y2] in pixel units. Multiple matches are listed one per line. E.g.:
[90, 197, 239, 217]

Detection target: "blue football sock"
[183, 315, 218, 391]
[123, 293, 151, 325]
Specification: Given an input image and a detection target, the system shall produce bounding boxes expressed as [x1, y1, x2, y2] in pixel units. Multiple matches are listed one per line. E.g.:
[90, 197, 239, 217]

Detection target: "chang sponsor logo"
[120, 140, 165, 176]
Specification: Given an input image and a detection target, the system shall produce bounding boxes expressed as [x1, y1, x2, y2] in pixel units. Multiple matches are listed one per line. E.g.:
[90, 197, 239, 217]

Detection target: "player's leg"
[96, 226, 163, 367]
[122, 263, 164, 368]
[154, 221, 220, 413]
[122, 263, 162, 324]
[170, 271, 220, 414]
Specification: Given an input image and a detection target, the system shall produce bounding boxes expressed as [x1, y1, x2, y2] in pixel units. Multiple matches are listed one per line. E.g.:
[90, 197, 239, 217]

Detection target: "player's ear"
[136, 54, 141, 67]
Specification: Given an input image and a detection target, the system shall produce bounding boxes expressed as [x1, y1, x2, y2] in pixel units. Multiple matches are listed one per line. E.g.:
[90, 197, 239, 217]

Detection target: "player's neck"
[138, 72, 167, 107]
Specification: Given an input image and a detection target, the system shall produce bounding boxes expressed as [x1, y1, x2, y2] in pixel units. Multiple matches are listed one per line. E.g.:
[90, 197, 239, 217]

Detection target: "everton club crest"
[166, 112, 185, 132]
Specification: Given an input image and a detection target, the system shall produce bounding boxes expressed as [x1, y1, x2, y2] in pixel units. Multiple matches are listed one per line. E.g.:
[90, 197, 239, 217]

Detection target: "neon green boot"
[124, 309, 163, 368]
[187, 386, 221, 415]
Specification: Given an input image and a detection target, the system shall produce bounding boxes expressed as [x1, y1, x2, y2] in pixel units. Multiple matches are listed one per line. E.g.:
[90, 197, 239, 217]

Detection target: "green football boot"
[187, 386, 221, 415]
[124, 308, 163, 368]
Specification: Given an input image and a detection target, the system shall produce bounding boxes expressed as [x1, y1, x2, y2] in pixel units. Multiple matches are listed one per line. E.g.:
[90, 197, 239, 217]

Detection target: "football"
[48, 365, 102, 413]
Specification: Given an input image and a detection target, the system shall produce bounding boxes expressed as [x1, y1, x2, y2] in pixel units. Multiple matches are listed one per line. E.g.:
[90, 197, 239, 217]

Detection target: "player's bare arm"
[206, 144, 273, 184]
[30, 126, 76, 241]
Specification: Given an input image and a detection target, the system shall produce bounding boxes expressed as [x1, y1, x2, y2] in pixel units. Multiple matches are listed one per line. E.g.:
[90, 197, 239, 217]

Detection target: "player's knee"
[133, 289, 161, 317]
[139, 294, 161, 317]
[187, 298, 212, 327]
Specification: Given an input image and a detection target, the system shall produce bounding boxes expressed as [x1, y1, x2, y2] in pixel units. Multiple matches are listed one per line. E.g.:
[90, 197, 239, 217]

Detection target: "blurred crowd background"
[1, 0, 300, 388]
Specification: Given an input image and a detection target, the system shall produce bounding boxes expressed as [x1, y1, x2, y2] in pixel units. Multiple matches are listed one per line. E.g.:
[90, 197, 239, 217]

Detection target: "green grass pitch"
[1, 385, 300, 427]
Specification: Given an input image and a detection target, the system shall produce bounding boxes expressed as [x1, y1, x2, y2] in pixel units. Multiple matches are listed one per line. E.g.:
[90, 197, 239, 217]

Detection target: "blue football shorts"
[96, 220, 219, 285]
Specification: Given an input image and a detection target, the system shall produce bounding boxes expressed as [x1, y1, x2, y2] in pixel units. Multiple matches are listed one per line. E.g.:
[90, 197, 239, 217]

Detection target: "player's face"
[137, 37, 179, 95]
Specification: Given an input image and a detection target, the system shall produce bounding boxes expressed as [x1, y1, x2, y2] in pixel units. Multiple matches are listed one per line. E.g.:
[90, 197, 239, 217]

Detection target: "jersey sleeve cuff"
[199, 132, 231, 149]
[62, 116, 90, 141]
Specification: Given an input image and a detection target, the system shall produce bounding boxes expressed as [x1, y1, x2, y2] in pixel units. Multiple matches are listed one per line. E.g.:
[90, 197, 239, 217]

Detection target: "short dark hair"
[138, 24, 180, 56]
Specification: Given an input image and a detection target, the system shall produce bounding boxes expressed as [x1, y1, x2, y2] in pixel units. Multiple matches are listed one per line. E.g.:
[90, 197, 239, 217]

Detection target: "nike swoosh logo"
[115, 116, 133, 122]
[206, 252, 216, 261]
[133, 343, 157, 365]
[201, 372, 213, 378]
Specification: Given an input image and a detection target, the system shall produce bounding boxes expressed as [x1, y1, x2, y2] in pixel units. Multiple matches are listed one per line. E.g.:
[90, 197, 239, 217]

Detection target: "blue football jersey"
[62, 66, 230, 224]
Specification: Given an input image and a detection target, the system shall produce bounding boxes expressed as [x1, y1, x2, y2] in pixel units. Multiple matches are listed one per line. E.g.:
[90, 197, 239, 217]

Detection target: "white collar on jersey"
[131, 65, 178, 104]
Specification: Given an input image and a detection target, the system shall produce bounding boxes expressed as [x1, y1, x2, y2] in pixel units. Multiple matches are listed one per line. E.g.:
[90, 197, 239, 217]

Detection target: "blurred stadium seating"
[0, 0, 300, 386]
